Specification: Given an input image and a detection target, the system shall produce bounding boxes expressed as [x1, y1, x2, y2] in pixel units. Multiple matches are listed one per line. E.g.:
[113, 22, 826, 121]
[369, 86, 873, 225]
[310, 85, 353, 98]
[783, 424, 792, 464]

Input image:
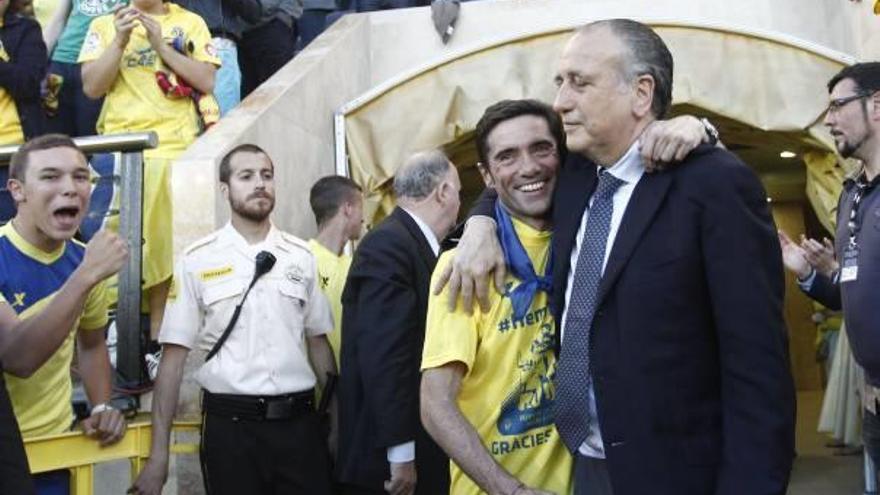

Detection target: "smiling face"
[221, 150, 276, 223]
[8, 146, 91, 251]
[479, 114, 559, 229]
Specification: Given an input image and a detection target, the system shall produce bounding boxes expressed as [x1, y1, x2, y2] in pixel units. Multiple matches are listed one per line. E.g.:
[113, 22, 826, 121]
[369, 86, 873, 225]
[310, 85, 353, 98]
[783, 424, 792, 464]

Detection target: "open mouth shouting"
[52, 205, 82, 231]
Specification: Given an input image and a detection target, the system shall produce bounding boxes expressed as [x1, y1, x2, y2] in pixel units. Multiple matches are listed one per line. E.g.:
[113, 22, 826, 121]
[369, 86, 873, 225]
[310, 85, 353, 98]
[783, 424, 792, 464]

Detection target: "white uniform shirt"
[159, 223, 333, 395]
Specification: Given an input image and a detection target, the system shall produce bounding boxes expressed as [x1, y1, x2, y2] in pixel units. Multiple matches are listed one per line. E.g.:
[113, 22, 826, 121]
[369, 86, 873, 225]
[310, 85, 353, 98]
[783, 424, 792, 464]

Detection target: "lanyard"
[847, 173, 880, 248]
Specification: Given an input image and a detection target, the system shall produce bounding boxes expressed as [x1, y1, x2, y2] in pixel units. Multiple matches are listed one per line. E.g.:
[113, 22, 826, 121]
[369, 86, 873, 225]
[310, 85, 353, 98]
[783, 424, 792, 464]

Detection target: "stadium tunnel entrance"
[335, 24, 855, 393]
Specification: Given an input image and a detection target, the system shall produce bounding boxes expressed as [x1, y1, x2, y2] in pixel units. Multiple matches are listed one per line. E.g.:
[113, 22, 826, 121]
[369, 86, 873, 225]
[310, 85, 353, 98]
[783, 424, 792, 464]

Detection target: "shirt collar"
[400, 207, 440, 256]
[598, 140, 645, 185]
[220, 222, 278, 252]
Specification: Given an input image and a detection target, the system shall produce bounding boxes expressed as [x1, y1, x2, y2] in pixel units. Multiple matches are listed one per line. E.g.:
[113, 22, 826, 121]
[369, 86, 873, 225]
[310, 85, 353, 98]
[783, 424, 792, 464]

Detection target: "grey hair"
[393, 150, 451, 199]
[579, 19, 674, 118]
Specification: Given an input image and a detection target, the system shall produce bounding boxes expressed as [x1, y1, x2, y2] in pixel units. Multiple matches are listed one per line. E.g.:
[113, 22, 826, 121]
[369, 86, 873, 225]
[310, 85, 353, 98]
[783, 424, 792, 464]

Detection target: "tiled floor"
[789, 390, 865, 495]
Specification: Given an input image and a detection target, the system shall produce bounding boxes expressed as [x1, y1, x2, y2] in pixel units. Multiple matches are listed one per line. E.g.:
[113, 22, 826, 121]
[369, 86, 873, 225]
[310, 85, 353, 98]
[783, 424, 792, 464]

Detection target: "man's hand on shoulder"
[432, 217, 505, 314]
[76, 230, 128, 287]
[82, 404, 126, 446]
[385, 460, 417, 495]
[640, 115, 710, 171]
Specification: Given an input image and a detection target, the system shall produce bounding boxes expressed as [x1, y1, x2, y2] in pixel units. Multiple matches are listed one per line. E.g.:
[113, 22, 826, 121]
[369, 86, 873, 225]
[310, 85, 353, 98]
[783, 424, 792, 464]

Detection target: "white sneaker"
[145, 349, 162, 381]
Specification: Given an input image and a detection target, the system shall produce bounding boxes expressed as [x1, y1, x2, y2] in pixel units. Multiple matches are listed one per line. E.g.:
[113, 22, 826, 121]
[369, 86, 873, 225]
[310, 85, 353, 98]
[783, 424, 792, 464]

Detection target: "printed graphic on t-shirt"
[497, 316, 556, 438]
[78, 0, 126, 17]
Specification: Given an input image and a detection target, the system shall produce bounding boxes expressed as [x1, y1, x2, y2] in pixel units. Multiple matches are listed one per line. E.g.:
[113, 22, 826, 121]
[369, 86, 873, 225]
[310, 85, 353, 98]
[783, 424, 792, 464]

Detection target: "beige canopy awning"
[340, 23, 852, 229]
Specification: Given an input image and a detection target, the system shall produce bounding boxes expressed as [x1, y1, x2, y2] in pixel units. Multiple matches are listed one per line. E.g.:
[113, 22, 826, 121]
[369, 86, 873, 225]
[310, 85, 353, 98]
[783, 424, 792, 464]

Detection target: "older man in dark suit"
[448, 19, 796, 495]
[338, 150, 460, 495]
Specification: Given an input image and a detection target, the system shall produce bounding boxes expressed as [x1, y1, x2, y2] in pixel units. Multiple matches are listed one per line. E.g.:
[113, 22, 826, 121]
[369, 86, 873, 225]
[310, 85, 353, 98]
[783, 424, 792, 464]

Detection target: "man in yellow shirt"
[421, 99, 571, 495]
[79, 0, 220, 344]
[308, 175, 364, 368]
[0, 134, 128, 495]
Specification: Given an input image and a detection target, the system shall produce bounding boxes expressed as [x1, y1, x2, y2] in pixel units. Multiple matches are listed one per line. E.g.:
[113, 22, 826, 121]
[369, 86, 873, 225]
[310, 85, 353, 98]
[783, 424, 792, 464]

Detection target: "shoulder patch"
[184, 232, 219, 255]
[278, 232, 311, 253]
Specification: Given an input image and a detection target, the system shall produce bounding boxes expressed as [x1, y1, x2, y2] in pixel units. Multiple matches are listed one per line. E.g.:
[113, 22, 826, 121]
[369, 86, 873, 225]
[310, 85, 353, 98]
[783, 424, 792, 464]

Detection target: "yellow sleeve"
[187, 14, 221, 66]
[421, 251, 480, 373]
[79, 280, 110, 331]
[77, 16, 112, 63]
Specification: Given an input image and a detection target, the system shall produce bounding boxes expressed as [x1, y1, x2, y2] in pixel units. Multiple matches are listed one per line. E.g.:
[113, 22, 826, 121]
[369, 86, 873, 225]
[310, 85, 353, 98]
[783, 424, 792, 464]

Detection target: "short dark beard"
[839, 130, 869, 159]
[841, 100, 874, 159]
[230, 196, 273, 222]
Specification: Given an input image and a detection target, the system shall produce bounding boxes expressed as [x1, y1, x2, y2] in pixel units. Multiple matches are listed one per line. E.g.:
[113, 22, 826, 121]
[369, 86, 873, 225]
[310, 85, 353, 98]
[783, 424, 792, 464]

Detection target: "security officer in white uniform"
[131, 144, 338, 495]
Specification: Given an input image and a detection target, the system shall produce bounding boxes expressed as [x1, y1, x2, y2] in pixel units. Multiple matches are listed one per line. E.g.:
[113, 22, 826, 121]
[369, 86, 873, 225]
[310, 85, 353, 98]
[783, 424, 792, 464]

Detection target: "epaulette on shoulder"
[278, 232, 311, 252]
[184, 232, 219, 255]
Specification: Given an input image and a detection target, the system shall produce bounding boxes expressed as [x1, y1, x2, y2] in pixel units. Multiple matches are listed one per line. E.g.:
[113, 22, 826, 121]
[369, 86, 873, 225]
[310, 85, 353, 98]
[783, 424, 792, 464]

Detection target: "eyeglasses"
[826, 91, 874, 115]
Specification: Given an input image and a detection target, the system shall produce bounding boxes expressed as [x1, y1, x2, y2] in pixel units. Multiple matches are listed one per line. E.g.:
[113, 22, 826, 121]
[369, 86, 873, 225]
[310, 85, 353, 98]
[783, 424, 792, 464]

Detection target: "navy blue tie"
[554, 169, 624, 453]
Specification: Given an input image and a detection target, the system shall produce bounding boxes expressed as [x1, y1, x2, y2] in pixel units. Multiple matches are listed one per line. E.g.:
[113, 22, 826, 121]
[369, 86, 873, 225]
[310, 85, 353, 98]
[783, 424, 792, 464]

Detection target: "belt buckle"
[264, 397, 292, 420]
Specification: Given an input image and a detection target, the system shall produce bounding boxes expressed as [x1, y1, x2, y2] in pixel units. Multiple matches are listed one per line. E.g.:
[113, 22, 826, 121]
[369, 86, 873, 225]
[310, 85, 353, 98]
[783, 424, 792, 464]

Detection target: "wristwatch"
[700, 118, 720, 146]
[90, 402, 116, 415]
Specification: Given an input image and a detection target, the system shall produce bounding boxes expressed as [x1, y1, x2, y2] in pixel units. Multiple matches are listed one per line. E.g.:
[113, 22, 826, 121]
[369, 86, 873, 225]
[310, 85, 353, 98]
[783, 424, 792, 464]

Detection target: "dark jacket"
[806, 176, 880, 386]
[0, 12, 47, 140]
[472, 144, 795, 494]
[337, 207, 448, 494]
[549, 145, 794, 495]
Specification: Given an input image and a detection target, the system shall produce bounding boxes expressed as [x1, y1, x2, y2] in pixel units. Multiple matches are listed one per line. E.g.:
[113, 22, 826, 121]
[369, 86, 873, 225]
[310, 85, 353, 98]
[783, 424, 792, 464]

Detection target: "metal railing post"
[117, 150, 145, 384]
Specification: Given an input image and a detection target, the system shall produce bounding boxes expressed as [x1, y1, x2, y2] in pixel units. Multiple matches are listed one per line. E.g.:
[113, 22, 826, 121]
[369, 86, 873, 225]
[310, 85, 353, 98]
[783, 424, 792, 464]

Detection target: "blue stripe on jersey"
[0, 236, 85, 315]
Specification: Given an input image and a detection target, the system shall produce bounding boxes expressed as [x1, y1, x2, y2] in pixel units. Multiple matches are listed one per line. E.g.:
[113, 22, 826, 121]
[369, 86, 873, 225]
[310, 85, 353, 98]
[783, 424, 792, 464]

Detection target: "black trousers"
[0, 375, 34, 495]
[199, 409, 333, 495]
[238, 18, 297, 97]
[574, 454, 614, 495]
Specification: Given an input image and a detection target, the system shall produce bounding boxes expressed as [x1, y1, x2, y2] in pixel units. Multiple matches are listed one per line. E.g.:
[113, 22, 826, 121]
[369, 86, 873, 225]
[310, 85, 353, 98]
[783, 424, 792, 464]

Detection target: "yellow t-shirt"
[308, 239, 351, 369]
[422, 218, 572, 495]
[0, 24, 24, 146]
[77, 3, 220, 159]
[0, 223, 109, 437]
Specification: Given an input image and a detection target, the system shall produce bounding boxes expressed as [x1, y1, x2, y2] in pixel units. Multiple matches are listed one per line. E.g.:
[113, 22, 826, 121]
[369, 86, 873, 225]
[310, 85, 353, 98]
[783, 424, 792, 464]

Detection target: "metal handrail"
[24, 419, 201, 495]
[0, 132, 158, 164]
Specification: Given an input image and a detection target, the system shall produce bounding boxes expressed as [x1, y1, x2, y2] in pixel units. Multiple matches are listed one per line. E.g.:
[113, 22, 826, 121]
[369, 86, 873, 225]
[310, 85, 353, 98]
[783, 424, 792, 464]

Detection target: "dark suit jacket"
[553, 145, 796, 495]
[337, 207, 448, 493]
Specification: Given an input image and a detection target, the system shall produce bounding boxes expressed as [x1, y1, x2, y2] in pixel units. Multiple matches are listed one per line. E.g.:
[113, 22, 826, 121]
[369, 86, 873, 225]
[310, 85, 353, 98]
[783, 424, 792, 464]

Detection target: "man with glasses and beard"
[779, 62, 880, 469]
[131, 144, 338, 495]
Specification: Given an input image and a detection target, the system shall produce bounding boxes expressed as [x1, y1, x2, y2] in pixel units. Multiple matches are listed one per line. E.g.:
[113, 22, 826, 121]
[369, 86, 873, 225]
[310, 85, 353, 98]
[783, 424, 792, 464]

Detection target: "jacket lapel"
[596, 171, 672, 304]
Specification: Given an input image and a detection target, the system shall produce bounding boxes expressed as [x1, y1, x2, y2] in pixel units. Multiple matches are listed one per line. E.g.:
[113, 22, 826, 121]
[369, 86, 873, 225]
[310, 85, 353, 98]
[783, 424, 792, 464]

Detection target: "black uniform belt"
[202, 389, 314, 421]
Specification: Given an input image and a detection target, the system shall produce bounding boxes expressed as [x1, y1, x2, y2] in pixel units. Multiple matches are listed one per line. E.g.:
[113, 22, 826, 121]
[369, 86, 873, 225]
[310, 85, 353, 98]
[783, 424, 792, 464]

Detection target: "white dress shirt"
[560, 141, 645, 458]
[159, 223, 332, 395]
[384, 207, 440, 464]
